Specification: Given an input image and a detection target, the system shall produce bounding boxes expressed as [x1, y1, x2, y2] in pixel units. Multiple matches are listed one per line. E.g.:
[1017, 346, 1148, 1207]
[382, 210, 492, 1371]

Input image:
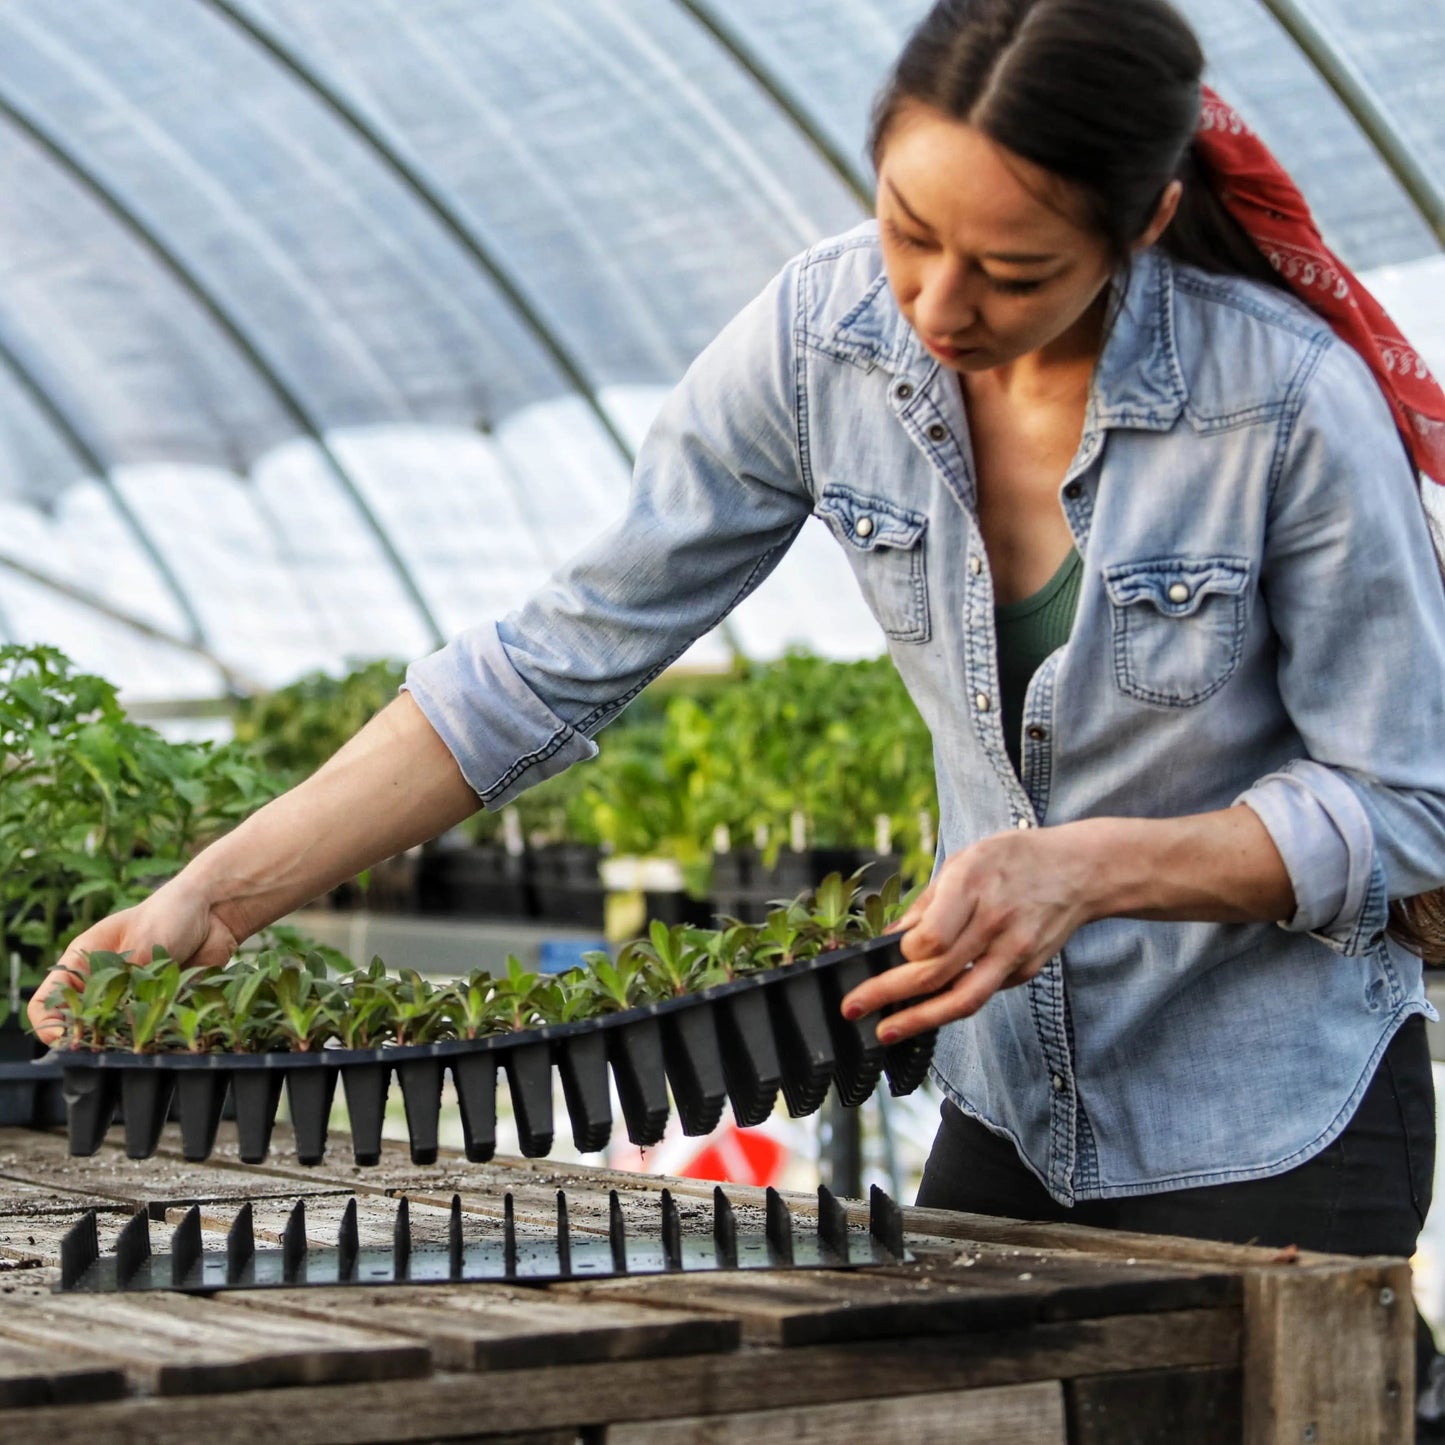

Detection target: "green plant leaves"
[50, 871, 910, 1055]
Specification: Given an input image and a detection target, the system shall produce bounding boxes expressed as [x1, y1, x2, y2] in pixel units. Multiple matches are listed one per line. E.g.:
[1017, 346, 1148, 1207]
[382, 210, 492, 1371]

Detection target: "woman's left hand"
[839, 805, 1296, 1043]
[840, 824, 1099, 1043]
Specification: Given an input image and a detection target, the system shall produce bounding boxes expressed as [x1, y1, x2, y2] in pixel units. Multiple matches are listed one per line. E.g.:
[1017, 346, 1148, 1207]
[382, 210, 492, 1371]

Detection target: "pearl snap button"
[969, 555, 983, 576]
[1167, 582, 1191, 604]
[854, 515, 875, 539]
[1016, 818, 1034, 830]
[1051, 1073, 1065, 1093]
[894, 381, 914, 401]
[974, 692, 991, 712]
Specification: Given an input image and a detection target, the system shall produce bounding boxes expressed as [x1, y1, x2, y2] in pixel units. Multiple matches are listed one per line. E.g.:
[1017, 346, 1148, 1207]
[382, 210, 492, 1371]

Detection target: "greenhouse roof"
[0, 0, 1442, 701]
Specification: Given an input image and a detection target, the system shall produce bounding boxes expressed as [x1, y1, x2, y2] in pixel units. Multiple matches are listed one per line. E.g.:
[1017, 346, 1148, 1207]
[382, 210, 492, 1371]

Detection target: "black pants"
[918, 1014, 1438, 1379]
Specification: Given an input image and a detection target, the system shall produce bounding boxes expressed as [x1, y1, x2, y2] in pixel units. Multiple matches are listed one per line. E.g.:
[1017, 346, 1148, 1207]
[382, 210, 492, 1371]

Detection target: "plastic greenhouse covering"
[0, 0, 1442, 705]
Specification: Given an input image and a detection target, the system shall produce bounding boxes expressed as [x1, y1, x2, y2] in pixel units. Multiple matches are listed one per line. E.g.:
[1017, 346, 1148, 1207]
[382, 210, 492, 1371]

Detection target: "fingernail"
[877, 1026, 899, 1045]
[842, 1003, 861, 1021]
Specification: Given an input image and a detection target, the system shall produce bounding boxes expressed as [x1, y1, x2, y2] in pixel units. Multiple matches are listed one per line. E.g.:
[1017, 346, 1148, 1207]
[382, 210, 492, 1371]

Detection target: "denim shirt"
[407, 222, 1445, 1203]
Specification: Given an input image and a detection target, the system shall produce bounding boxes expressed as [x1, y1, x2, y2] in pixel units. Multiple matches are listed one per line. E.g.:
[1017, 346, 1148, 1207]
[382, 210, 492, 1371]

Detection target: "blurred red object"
[676, 1125, 788, 1187]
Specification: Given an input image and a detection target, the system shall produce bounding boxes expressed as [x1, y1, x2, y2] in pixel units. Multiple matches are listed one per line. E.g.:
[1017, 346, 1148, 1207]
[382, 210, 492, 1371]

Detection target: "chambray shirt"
[406, 223, 1445, 1204]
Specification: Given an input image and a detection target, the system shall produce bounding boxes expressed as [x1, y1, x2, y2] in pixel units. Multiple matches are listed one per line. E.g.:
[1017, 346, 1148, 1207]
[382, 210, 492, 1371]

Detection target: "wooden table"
[0, 1122, 1413, 1444]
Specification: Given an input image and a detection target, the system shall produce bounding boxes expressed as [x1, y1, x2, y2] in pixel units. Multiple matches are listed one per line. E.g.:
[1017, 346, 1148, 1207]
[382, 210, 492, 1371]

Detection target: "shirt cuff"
[403, 622, 598, 807]
[1236, 759, 1388, 954]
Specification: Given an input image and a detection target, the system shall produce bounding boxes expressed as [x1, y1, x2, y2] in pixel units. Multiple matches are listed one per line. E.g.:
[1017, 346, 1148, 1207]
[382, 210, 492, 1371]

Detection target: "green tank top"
[994, 548, 1082, 776]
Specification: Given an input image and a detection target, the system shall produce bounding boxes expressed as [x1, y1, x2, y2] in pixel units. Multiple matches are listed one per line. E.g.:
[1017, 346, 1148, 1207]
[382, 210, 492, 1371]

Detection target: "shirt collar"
[826, 242, 1188, 432]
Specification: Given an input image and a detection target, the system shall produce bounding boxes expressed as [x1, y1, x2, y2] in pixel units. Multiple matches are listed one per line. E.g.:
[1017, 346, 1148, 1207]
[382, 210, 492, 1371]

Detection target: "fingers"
[26, 951, 91, 1046]
[868, 947, 1052, 1044]
[845, 898, 999, 1019]
[898, 882, 974, 964]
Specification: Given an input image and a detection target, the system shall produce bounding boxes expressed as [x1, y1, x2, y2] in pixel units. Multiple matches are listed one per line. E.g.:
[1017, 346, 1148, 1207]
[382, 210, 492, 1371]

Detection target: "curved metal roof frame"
[0, 318, 216, 657]
[673, 0, 878, 209]
[1259, 0, 1445, 248]
[197, 0, 642, 475]
[0, 550, 259, 690]
[0, 91, 447, 651]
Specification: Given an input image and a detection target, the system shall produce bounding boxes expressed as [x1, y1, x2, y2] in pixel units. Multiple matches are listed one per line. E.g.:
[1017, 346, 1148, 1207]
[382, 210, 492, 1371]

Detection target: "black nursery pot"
[817, 949, 888, 1108]
[174, 1067, 229, 1163]
[503, 1038, 555, 1158]
[0, 1060, 65, 1130]
[1, 990, 67, 1129]
[120, 1065, 176, 1160]
[660, 1005, 727, 1137]
[285, 1060, 338, 1166]
[883, 1029, 938, 1096]
[62, 1066, 117, 1155]
[767, 968, 838, 1119]
[419, 843, 531, 920]
[230, 1066, 286, 1164]
[863, 942, 937, 1095]
[608, 1014, 670, 1146]
[556, 1030, 612, 1153]
[713, 986, 782, 1127]
[396, 1057, 445, 1166]
[528, 844, 606, 929]
[341, 1060, 391, 1166]
[450, 1051, 498, 1163]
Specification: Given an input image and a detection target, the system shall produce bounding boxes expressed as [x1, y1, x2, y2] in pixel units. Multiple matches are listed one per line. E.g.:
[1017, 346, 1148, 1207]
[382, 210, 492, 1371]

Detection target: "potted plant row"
[232, 653, 942, 928]
[52, 875, 936, 1169]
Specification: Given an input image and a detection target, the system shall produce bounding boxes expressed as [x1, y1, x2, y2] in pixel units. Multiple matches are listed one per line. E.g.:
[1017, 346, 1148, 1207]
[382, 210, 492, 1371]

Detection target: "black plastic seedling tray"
[56, 1184, 911, 1293]
[0, 1057, 66, 1129]
[56, 933, 937, 1167]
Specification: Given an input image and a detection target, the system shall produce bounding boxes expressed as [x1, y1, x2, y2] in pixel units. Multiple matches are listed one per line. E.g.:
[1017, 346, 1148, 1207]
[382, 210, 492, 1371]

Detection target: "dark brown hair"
[872, 0, 1445, 962]
[869, 0, 1284, 288]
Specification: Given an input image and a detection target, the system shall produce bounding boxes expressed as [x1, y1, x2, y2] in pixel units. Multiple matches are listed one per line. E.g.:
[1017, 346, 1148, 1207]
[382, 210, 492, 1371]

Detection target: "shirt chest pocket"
[816, 486, 931, 643]
[1103, 555, 1251, 706]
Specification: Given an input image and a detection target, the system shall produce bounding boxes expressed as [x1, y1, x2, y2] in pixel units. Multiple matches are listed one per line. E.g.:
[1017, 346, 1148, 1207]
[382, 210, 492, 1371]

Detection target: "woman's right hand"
[26, 879, 243, 1047]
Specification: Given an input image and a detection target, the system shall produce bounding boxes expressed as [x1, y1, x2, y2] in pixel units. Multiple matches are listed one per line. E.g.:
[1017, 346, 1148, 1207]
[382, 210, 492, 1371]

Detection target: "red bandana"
[1194, 85, 1445, 484]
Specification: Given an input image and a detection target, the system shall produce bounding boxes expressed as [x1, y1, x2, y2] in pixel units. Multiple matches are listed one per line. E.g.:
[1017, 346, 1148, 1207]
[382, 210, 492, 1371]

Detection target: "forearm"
[186, 692, 480, 941]
[1069, 804, 1295, 926]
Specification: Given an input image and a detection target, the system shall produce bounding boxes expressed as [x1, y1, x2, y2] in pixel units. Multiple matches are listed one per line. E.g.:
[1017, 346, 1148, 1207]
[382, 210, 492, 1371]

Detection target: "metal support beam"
[1258, 0, 1445, 249]
[672, 0, 877, 210]
[0, 92, 446, 649]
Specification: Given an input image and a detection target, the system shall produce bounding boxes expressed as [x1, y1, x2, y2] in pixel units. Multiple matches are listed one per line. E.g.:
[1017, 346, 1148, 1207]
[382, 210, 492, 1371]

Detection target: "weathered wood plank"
[610, 1380, 1066, 1444]
[0, 1292, 432, 1395]
[555, 1250, 1236, 1347]
[1066, 1364, 1243, 1443]
[0, 1204, 136, 1267]
[0, 1337, 128, 1409]
[221, 1285, 739, 1371]
[1242, 1258, 1413, 1445]
[0, 1128, 353, 1218]
[0, 1309, 1239, 1443]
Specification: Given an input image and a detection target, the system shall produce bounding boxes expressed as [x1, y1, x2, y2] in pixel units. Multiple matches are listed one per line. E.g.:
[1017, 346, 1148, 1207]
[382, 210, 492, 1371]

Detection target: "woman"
[30, 0, 1445, 1265]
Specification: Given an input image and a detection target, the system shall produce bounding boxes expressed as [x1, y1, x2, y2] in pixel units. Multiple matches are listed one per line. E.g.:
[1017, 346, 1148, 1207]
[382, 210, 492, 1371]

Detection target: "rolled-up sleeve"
[1235, 336, 1445, 954]
[405, 256, 813, 806]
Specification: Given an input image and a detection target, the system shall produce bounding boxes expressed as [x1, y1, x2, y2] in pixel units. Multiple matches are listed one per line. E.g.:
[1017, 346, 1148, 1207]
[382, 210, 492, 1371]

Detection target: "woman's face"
[875, 103, 1117, 373]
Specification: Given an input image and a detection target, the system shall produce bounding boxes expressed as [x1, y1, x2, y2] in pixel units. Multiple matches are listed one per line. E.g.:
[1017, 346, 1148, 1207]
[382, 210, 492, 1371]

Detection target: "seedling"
[574, 950, 651, 1014]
